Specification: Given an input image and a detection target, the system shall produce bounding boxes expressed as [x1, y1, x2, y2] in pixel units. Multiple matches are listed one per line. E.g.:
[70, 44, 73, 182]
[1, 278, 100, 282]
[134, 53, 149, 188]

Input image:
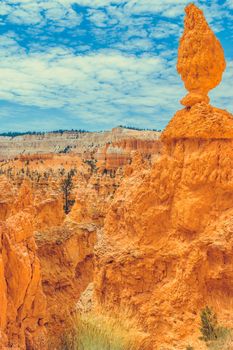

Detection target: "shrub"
[200, 306, 219, 342]
[200, 306, 232, 349]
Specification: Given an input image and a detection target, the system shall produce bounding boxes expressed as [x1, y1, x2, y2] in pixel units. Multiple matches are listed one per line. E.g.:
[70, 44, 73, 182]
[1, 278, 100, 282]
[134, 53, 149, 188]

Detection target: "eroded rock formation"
[0, 142, 154, 348]
[177, 3, 226, 107]
[93, 4, 233, 349]
[96, 139, 161, 170]
[36, 222, 96, 349]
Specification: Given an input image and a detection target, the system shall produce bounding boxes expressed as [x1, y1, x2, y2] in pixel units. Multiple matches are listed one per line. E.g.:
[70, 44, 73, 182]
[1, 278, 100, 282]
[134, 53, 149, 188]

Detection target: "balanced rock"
[177, 3, 226, 107]
[162, 3, 233, 141]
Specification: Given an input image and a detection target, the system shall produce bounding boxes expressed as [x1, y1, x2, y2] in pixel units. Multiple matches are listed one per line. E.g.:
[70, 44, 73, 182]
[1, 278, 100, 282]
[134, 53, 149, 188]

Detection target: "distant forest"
[118, 125, 161, 132]
[0, 126, 161, 138]
[0, 129, 90, 138]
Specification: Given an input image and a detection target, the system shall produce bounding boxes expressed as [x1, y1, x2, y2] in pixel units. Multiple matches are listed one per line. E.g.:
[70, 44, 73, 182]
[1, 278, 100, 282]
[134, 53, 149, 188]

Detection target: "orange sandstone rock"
[177, 3, 226, 107]
[93, 4, 233, 350]
[96, 139, 161, 171]
[161, 102, 233, 140]
[0, 212, 47, 349]
[35, 222, 96, 349]
[94, 137, 233, 349]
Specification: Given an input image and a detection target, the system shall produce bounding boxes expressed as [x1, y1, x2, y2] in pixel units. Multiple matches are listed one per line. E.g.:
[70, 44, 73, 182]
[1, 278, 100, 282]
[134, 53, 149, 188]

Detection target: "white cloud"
[210, 60, 233, 111]
[74, 0, 188, 15]
[225, 0, 233, 9]
[0, 32, 25, 54]
[8, 8, 43, 25]
[0, 34, 185, 127]
[150, 21, 181, 39]
[1, 0, 82, 27]
[88, 9, 112, 27]
[0, 3, 12, 16]
[124, 0, 188, 16]
[2, 0, 230, 29]
[0, 0, 232, 130]
[113, 38, 153, 52]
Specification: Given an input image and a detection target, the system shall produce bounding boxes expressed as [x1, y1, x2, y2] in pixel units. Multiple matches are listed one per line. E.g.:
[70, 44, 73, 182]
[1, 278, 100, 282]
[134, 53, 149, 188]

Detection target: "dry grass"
[207, 331, 233, 350]
[223, 340, 233, 350]
[60, 309, 148, 350]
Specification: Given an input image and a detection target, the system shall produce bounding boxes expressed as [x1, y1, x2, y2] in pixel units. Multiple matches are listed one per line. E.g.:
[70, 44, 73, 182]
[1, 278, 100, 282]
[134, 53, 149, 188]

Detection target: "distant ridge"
[0, 129, 90, 138]
[118, 125, 161, 132]
[0, 126, 161, 138]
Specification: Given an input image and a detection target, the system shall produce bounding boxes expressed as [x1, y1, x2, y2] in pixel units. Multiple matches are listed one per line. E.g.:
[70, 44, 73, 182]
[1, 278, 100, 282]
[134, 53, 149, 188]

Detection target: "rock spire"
[177, 3, 226, 107]
[161, 3, 233, 140]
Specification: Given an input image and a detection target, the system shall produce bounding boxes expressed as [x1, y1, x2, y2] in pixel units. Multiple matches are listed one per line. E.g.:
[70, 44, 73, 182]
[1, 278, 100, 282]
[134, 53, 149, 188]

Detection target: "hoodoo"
[162, 3, 233, 140]
[94, 3, 233, 349]
[177, 3, 226, 107]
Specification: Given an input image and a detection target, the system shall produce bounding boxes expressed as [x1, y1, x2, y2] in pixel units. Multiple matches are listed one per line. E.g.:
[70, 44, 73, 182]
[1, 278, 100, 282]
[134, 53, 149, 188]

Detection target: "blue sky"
[0, 0, 233, 132]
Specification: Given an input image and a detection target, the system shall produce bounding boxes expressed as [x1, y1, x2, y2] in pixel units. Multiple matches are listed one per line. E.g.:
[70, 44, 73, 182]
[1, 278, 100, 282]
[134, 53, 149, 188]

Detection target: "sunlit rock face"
[161, 103, 233, 140]
[93, 4, 233, 349]
[177, 3, 226, 107]
[0, 184, 47, 349]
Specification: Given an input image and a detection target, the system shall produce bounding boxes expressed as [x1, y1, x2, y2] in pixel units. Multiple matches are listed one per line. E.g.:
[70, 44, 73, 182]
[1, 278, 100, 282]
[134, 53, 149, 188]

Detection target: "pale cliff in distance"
[0, 127, 160, 159]
[0, 126, 161, 174]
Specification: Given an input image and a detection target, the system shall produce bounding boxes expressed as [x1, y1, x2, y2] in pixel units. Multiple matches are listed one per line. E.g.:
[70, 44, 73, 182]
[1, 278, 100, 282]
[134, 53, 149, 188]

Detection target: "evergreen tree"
[61, 171, 74, 214]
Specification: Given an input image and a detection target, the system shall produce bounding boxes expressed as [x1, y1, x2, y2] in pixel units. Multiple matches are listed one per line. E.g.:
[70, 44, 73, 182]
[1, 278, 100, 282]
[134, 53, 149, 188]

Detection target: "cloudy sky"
[0, 0, 233, 132]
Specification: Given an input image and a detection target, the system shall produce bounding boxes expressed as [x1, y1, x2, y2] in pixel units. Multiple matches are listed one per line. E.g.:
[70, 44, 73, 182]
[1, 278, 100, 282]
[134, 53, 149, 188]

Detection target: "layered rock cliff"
[0, 127, 160, 164]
